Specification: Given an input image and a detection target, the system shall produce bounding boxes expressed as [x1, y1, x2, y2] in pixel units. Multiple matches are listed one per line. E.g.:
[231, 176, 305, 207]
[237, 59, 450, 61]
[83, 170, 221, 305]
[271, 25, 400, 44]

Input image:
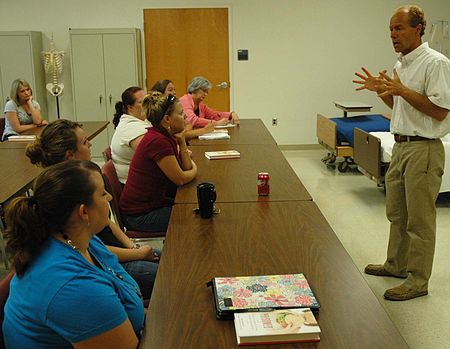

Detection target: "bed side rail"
[353, 127, 382, 179]
[316, 113, 336, 151]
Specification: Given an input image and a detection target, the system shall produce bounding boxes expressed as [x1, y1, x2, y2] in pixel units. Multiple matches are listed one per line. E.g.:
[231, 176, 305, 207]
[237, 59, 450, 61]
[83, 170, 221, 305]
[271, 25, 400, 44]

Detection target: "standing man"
[353, 5, 450, 301]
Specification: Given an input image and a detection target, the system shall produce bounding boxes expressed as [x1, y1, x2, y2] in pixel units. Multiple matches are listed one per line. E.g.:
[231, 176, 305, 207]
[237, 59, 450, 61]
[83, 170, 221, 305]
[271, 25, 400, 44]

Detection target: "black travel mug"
[197, 182, 217, 218]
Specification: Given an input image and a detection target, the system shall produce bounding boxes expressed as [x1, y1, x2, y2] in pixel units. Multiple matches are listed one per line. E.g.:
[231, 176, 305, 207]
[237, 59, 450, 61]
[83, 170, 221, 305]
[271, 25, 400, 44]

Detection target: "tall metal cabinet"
[70, 28, 143, 160]
[0, 31, 48, 117]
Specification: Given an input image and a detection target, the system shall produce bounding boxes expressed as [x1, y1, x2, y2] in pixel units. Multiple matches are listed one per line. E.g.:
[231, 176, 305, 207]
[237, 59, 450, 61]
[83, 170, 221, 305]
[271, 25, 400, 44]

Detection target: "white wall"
[1, 0, 448, 145]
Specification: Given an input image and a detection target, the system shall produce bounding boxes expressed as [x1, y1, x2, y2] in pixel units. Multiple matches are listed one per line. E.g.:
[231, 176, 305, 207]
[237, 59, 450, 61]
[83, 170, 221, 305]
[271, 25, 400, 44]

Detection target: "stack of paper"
[199, 132, 231, 140]
[205, 150, 241, 160]
[215, 123, 236, 129]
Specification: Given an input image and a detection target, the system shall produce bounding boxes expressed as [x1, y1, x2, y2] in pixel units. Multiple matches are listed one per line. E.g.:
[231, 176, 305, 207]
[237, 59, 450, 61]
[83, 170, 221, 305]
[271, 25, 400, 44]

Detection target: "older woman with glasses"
[151, 79, 215, 139]
[120, 92, 197, 233]
[179, 76, 240, 128]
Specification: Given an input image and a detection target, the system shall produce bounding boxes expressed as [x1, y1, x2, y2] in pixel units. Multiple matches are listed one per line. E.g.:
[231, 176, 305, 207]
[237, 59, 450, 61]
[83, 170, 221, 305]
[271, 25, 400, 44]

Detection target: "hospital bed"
[353, 128, 450, 193]
[316, 112, 390, 172]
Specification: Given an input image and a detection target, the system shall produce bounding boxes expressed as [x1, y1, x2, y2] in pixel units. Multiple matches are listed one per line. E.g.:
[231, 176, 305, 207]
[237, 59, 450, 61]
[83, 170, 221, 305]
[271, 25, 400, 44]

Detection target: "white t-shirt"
[111, 114, 151, 183]
[390, 42, 450, 138]
[2, 99, 40, 139]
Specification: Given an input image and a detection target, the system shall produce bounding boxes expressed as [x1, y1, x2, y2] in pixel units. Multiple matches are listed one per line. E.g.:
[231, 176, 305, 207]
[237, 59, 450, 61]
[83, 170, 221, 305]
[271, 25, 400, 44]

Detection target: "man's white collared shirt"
[390, 42, 450, 138]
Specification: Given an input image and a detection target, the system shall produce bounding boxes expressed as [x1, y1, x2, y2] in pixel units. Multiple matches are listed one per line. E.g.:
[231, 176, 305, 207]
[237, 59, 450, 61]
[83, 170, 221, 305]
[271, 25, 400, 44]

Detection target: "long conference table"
[0, 121, 109, 268]
[140, 119, 408, 348]
[0, 121, 108, 205]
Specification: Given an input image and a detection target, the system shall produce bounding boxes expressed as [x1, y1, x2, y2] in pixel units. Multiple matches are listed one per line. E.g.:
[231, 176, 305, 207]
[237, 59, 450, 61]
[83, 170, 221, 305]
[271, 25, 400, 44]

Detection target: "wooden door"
[144, 8, 229, 111]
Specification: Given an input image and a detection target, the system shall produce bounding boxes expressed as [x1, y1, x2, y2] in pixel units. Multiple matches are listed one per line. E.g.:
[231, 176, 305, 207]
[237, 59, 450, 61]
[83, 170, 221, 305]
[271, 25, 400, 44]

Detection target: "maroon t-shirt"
[120, 127, 180, 215]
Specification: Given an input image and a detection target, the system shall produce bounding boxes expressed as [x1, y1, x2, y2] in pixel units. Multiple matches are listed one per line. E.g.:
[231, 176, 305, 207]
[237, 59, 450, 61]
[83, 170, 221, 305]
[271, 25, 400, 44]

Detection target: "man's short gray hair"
[187, 76, 212, 93]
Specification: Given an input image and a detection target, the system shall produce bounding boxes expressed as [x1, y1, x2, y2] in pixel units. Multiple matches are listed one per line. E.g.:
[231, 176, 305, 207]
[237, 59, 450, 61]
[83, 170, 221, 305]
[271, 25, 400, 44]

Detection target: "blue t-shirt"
[3, 236, 144, 348]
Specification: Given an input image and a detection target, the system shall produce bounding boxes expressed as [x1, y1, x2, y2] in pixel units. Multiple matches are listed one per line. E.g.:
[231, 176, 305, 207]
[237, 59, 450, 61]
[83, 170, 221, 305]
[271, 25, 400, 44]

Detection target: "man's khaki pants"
[383, 139, 444, 292]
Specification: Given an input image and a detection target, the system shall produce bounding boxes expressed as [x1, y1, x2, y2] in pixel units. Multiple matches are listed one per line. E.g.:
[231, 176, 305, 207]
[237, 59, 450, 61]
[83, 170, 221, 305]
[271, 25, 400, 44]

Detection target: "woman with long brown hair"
[3, 160, 143, 348]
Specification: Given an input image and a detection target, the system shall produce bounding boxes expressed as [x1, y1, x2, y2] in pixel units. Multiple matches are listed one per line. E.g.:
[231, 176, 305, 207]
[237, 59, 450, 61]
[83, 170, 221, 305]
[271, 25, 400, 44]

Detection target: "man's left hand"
[378, 69, 406, 97]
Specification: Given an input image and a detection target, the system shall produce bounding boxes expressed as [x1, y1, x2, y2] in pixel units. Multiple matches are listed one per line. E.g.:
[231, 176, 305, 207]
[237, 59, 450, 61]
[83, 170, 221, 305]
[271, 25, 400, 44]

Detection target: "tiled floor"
[283, 149, 450, 349]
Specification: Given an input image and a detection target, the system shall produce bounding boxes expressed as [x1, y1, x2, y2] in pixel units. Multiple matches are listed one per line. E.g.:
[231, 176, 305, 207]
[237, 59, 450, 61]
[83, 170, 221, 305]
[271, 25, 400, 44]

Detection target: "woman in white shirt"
[2, 78, 48, 141]
[111, 86, 150, 184]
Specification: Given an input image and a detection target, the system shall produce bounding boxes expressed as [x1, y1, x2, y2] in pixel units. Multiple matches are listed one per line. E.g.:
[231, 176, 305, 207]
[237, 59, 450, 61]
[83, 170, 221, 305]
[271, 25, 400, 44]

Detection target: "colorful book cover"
[211, 274, 320, 319]
[234, 308, 320, 345]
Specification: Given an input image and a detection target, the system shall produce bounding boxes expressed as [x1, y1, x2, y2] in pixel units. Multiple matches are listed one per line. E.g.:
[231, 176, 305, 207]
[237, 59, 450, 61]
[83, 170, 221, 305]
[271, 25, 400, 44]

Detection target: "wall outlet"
[272, 118, 278, 126]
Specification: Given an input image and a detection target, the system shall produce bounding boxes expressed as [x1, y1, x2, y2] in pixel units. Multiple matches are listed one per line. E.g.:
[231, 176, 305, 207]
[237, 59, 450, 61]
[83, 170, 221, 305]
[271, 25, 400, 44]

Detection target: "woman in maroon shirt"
[120, 92, 197, 232]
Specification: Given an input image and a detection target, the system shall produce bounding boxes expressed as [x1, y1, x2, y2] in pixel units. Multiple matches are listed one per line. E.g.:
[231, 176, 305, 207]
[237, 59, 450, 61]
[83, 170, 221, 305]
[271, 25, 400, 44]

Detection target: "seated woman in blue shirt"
[3, 160, 144, 348]
[25, 119, 160, 301]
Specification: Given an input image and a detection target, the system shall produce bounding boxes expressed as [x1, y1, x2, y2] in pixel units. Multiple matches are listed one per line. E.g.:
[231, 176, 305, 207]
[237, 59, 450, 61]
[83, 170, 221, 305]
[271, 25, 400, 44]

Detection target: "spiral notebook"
[207, 273, 320, 320]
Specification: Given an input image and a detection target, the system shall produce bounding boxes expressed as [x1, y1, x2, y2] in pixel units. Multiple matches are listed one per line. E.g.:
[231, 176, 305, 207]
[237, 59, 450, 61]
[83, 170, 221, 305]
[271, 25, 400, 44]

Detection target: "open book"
[234, 308, 320, 345]
[7, 135, 37, 142]
[205, 150, 241, 160]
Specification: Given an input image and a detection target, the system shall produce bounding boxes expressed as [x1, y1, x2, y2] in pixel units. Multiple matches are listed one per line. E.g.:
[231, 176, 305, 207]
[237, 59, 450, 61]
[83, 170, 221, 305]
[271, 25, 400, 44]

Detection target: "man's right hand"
[352, 67, 387, 93]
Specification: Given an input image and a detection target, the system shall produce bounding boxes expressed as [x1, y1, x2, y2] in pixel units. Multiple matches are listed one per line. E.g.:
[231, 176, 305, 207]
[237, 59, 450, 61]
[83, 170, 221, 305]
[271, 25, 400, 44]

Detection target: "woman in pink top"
[179, 76, 240, 128]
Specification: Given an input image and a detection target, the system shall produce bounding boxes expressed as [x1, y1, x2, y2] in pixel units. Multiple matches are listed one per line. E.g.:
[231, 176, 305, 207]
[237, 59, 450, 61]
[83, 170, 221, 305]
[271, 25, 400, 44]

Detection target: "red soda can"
[258, 172, 270, 196]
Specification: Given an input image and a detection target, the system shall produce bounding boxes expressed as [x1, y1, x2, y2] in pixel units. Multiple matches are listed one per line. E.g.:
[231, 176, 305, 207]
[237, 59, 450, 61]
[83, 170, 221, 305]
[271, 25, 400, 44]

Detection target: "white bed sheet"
[369, 132, 450, 193]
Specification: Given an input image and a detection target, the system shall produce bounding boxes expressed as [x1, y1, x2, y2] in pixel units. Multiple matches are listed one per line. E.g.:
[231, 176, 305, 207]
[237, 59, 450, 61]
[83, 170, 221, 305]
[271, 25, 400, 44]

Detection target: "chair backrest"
[101, 160, 125, 230]
[101, 160, 166, 239]
[102, 146, 112, 162]
[0, 118, 5, 142]
[0, 271, 14, 349]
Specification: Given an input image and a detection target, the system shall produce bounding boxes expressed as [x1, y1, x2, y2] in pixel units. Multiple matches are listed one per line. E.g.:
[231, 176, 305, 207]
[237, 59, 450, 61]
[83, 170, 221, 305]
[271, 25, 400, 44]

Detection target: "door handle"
[99, 95, 103, 105]
[216, 81, 229, 89]
[109, 94, 112, 104]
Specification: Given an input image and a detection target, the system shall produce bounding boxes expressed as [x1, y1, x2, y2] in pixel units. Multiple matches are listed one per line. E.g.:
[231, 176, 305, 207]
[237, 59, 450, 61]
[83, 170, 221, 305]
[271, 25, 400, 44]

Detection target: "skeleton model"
[41, 38, 65, 96]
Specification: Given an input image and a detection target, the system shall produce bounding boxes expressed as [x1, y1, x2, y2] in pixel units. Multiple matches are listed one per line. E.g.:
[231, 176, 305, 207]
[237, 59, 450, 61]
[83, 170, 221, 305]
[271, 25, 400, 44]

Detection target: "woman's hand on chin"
[173, 130, 187, 144]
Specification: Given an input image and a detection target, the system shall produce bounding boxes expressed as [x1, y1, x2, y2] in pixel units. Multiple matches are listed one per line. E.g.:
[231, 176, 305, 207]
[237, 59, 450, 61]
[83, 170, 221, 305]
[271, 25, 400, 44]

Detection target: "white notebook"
[7, 135, 37, 142]
[199, 133, 231, 140]
[215, 123, 236, 129]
